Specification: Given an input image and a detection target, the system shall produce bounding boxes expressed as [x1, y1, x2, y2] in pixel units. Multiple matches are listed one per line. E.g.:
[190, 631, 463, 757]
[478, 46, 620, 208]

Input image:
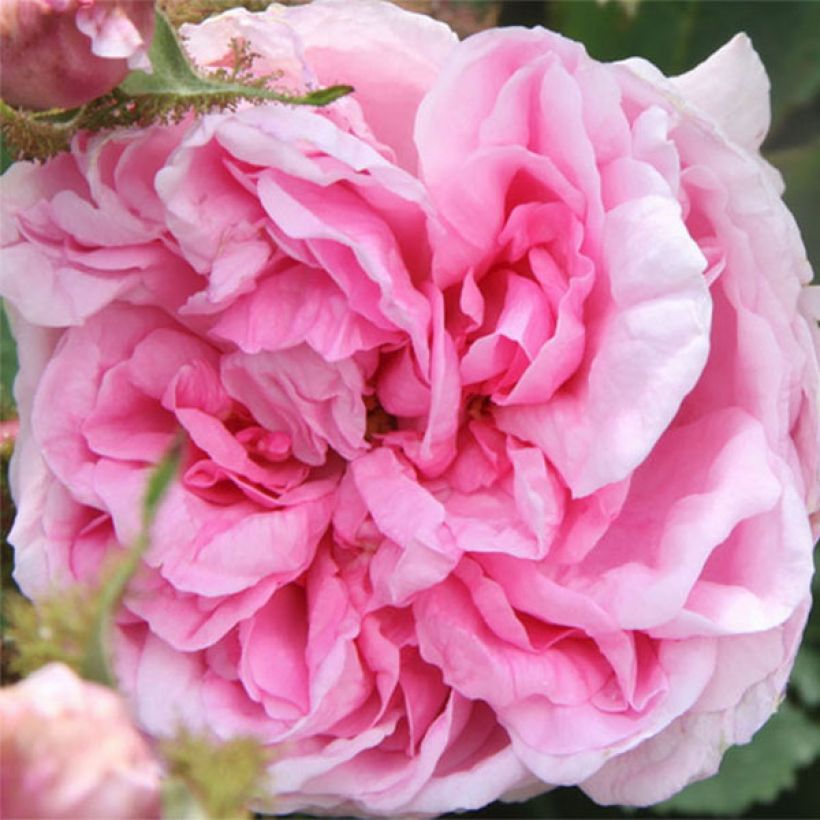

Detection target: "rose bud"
[0, 0, 155, 110]
[0, 664, 161, 819]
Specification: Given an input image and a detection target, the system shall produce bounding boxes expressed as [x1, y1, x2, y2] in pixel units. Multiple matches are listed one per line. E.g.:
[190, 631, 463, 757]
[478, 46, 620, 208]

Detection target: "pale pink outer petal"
[0, 154, 88, 246]
[582, 603, 809, 805]
[671, 34, 770, 153]
[616, 36, 819, 515]
[499, 638, 718, 787]
[269, 695, 532, 816]
[574, 409, 812, 632]
[0, 244, 140, 327]
[125, 574, 282, 653]
[4, 305, 66, 595]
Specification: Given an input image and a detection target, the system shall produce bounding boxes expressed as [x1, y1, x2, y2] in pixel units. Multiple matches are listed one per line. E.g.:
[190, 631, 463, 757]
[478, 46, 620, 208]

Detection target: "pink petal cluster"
[1, 0, 818, 815]
[0, 0, 155, 109]
[0, 664, 161, 819]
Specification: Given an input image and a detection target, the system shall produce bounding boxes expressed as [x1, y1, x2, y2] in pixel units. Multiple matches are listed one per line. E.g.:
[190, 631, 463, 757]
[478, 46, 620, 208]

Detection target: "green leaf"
[0, 134, 12, 173]
[791, 647, 820, 708]
[651, 702, 820, 816]
[119, 10, 353, 107]
[142, 435, 184, 528]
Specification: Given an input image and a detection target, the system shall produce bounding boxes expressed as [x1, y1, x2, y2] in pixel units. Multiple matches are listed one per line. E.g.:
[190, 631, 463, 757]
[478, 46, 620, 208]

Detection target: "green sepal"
[161, 777, 211, 820]
[161, 729, 271, 819]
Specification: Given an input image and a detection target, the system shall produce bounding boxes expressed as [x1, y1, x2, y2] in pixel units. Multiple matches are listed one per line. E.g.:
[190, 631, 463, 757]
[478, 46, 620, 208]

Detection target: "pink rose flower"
[0, 0, 155, 109]
[1, 0, 817, 815]
[0, 663, 161, 819]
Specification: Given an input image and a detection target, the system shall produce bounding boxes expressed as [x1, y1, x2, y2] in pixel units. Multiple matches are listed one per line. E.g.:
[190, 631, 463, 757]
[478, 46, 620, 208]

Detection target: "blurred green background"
[1, 1, 819, 818]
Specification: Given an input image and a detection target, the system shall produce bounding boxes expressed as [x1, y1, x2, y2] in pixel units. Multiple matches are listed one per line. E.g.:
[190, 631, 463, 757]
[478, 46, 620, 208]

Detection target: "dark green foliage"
[791, 647, 820, 710]
[0, 305, 17, 420]
[766, 139, 820, 272]
[552, 0, 820, 131]
[653, 703, 820, 816]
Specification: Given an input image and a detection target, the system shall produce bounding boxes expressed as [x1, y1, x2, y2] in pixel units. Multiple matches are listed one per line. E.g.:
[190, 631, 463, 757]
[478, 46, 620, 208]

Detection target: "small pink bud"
[0, 418, 20, 443]
[0, 0, 155, 110]
[0, 664, 162, 819]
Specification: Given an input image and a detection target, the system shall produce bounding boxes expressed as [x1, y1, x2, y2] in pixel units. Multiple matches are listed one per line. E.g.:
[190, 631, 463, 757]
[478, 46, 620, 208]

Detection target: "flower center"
[466, 393, 492, 421]
[365, 395, 398, 441]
